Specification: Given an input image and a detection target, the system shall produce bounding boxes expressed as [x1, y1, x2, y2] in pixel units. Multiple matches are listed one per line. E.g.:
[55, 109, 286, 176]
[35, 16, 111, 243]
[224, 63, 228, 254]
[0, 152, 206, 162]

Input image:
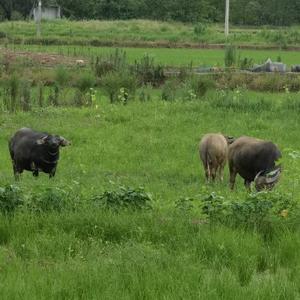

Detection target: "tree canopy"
[0, 0, 299, 26]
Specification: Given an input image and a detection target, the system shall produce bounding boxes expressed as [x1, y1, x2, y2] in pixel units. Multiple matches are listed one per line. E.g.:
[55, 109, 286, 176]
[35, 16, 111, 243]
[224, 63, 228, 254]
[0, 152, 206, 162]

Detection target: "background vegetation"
[2, 20, 300, 48]
[2, 0, 300, 26]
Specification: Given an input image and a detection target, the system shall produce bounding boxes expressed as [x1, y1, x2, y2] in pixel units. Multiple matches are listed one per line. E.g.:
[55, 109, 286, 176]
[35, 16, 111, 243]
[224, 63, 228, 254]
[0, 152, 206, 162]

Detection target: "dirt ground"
[0, 48, 87, 68]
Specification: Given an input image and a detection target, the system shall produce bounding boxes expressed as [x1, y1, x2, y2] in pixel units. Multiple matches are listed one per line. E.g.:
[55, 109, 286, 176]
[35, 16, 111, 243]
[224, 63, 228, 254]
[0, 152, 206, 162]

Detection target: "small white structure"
[31, 1, 61, 21]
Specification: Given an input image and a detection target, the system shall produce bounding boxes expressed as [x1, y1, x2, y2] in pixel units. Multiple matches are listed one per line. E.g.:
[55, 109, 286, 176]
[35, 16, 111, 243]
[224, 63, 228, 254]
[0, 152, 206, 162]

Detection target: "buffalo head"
[254, 165, 281, 191]
[36, 135, 71, 149]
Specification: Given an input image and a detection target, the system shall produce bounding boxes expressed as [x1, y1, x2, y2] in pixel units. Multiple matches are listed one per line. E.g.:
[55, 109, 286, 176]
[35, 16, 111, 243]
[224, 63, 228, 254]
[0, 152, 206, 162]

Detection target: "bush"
[75, 72, 96, 93]
[7, 73, 20, 112]
[27, 187, 69, 213]
[190, 76, 215, 97]
[199, 191, 297, 227]
[132, 54, 165, 87]
[194, 23, 207, 36]
[101, 71, 137, 103]
[93, 49, 127, 78]
[138, 85, 153, 102]
[161, 78, 179, 101]
[0, 185, 23, 215]
[210, 89, 272, 112]
[238, 57, 254, 70]
[20, 80, 31, 111]
[224, 44, 237, 68]
[54, 66, 70, 88]
[92, 186, 152, 211]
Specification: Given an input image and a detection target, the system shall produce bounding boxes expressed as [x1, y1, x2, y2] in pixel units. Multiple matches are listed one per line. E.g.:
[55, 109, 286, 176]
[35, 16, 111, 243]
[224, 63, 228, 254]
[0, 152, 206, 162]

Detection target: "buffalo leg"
[13, 162, 22, 181]
[31, 162, 39, 177]
[218, 162, 225, 182]
[202, 161, 210, 182]
[229, 164, 237, 190]
[32, 170, 39, 177]
[211, 166, 217, 182]
[244, 180, 251, 191]
[49, 167, 56, 178]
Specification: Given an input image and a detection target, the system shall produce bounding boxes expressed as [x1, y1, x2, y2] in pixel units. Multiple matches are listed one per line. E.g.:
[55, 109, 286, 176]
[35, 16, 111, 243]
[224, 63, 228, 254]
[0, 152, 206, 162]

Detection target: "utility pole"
[36, 0, 42, 37]
[225, 0, 229, 37]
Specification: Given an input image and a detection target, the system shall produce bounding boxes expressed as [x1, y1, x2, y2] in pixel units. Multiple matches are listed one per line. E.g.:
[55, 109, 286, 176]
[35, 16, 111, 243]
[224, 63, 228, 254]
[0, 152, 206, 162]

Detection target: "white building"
[31, 2, 61, 21]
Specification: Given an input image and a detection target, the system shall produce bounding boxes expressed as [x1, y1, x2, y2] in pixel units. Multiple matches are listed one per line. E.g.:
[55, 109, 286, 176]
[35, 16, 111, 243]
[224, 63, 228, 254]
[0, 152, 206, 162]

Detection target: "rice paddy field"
[1, 20, 300, 299]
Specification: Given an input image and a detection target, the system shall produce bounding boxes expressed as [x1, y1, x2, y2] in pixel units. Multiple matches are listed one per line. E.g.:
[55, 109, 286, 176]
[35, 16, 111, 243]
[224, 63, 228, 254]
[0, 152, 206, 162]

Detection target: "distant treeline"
[1, 0, 300, 26]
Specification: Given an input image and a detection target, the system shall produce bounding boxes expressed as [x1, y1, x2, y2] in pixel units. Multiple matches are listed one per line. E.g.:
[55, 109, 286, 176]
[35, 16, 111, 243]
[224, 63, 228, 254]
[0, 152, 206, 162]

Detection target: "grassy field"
[1, 19, 300, 47]
[1, 19, 300, 298]
[1, 91, 300, 298]
[6, 44, 300, 67]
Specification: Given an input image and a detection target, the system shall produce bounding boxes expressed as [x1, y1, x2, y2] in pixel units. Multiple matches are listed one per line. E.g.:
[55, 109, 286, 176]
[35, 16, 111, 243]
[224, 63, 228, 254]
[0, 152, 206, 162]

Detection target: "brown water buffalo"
[228, 136, 281, 190]
[199, 133, 234, 182]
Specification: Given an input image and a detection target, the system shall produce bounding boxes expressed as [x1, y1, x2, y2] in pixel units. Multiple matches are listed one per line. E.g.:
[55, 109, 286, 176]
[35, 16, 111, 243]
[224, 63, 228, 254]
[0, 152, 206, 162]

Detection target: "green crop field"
[1, 90, 300, 298]
[7, 44, 300, 67]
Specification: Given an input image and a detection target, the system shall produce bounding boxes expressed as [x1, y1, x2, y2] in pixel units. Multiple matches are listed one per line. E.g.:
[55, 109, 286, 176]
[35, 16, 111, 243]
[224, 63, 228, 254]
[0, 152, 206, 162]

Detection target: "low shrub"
[92, 186, 152, 211]
[0, 185, 23, 215]
[101, 71, 137, 103]
[210, 89, 272, 112]
[190, 76, 215, 97]
[27, 187, 69, 213]
[194, 23, 207, 36]
[175, 190, 296, 229]
[161, 78, 179, 101]
[20, 79, 31, 111]
[224, 44, 237, 68]
[93, 49, 127, 78]
[132, 54, 165, 87]
[138, 85, 153, 102]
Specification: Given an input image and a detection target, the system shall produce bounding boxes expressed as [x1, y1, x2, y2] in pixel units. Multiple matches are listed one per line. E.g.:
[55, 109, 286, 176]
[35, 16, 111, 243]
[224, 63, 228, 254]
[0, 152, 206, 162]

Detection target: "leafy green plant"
[161, 79, 179, 101]
[138, 85, 152, 102]
[55, 66, 70, 88]
[93, 49, 127, 78]
[132, 54, 165, 87]
[7, 73, 20, 112]
[194, 23, 207, 36]
[27, 187, 69, 213]
[92, 186, 152, 211]
[0, 185, 23, 215]
[224, 44, 237, 68]
[20, 79, 31, 111]
[101, 71, 136, 103]
[190, 76, 215, 97]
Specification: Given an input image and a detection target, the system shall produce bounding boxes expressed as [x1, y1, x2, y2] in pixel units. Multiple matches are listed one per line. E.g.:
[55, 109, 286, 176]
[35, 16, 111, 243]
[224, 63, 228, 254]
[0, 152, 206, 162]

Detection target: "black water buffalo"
[9, 128, 70, 179]
[228, 136, 281, 191]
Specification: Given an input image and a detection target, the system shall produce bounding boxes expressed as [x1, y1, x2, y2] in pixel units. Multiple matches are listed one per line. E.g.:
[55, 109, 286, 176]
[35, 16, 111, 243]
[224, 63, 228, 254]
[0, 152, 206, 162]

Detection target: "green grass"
[1, 19, 300, 47]
[1, 91, 300, 298]
[7, 44, 300, 67]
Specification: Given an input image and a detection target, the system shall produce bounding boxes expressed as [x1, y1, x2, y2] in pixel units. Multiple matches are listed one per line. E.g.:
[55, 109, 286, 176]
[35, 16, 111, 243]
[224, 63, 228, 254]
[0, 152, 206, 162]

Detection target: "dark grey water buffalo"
[9, 128, 70, 179]
[228, 136, 281, 191]
[199, 133, 234, 182]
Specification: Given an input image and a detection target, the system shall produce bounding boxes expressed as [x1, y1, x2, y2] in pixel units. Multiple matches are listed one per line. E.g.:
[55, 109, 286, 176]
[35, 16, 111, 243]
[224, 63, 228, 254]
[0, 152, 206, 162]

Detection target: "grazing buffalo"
[9, 128, 70, 179]
[199, 133, 234, 182]
[228, 136, 281, 190]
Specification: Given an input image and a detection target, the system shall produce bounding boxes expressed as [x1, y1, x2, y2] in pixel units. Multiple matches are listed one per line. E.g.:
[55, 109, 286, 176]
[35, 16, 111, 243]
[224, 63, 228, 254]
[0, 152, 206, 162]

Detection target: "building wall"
[33, 7, 61, 21]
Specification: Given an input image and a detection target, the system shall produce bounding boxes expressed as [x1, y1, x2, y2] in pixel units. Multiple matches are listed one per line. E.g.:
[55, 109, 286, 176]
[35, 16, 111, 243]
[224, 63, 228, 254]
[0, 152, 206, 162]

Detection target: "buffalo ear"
[36, 136, 47, 145]
[59, 136, 71, 147]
